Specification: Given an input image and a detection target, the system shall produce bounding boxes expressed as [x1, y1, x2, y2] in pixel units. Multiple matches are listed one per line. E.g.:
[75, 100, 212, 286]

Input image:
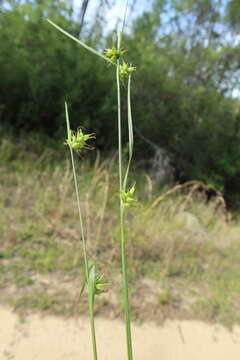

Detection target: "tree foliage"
[0, 0, 240, 205]
[0, 0, 116, 147]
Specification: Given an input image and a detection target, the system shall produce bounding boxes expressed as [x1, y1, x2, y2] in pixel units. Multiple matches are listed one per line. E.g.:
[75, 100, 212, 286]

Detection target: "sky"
[73, 0, 152, 32]
[72, 0, 239, 99]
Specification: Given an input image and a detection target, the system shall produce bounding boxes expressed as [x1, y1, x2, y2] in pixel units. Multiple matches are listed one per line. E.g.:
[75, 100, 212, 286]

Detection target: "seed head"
[65, 128, 95, 152]
[94, 273, 108, 295]
[121, 183, 137, 208]
[119, 61, 136, 82]
[88, 263, 108, 298]
[104, 45, 126, 63]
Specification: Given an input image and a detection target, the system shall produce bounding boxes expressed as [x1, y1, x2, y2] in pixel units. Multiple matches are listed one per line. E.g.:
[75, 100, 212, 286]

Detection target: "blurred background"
[0, 0, 240, 329]
[1, 0, 240, 204]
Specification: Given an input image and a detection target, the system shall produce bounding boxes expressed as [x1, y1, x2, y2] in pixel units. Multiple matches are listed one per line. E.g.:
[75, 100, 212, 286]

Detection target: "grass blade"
[123, 74, 133, 191]
[121, 0, 129, 35]
[47, 19, 112, 64]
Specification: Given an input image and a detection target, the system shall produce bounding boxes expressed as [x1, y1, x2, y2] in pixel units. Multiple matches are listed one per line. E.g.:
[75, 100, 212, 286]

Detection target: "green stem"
[69, 148, 98, 360]
[120, 205, 133, 360]
[65, 103, 98, 360]
[69, 148, 89, 280]
[89, 297, 98, 360]
[116, 51, 133, 360]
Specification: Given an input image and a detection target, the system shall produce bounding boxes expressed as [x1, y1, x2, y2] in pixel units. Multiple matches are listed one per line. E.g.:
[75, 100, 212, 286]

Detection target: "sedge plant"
[65, 103, 107, 360]
[48, 2, 136, 358]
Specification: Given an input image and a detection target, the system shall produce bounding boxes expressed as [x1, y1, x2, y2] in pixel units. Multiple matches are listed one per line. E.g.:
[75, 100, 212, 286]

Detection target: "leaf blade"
[47, 19, 112, 64]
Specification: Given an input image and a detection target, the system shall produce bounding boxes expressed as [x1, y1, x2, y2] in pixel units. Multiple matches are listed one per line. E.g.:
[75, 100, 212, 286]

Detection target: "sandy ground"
[1, 306, 240, 360]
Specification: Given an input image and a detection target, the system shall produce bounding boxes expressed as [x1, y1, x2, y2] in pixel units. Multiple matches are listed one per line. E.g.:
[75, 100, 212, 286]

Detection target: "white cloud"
[232, 88, 240, 99]
[74, 0, 149, 32]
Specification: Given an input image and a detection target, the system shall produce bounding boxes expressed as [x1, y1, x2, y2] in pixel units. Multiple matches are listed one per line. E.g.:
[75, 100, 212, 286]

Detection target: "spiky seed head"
[94, 274, 108, 295]
[119, 61, 136, 82]
[88, 263, 108, 298]
[104, 45, 127, 63]
[121, 183, 137, 208]
[65, 128, 95, 152]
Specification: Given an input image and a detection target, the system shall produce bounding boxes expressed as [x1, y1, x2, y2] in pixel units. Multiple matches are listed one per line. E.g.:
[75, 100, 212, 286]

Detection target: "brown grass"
[0, 137, 240, 327]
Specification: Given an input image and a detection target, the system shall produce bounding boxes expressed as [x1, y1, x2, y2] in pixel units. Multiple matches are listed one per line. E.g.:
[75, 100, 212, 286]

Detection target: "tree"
[1, 0, 240, 205]
[124, 0, 240, 203]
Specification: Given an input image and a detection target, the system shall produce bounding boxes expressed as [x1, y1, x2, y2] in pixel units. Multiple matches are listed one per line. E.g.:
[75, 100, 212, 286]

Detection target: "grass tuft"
[0, 139, 240, 328]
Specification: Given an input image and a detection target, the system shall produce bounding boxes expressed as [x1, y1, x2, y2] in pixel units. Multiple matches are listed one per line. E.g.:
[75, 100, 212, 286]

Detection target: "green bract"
[94, 274, 108, 295]
[88, 262, 108, 298]
[104, 45, 126, 63]
[119, 61, 136, 82]
[121, 183, 137, 208]
[66, 128, 95, 152]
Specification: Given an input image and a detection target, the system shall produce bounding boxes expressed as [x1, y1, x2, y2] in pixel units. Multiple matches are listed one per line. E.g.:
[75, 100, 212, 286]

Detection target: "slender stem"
[116, 51, 133, 360]
[89, 298, 98, 360]
[69, 148, 89, 280]
[69, 148, 98, 360]
[120, 205, 133, 360]
[65, 103, 98, 360]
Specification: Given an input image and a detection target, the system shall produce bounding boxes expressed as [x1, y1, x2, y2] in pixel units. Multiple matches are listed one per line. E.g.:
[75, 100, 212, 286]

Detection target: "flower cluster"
[65, 128, 95, 152]
[119, 61, 136, 82]
[94, 273, 108, 295]
[88, 263, 108, 298]
[104, 45, 126, 63]
[121, 184, 137, 208]
[104, 45, 136, 83]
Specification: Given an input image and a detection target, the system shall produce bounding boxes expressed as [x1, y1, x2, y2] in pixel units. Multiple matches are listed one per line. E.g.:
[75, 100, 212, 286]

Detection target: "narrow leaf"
[88, 262, 96, 305]
[65, 102, 71, 141]
[47, 19, 112, 64]
[121, 0, 129, 35]
[123, 74, 134, 191]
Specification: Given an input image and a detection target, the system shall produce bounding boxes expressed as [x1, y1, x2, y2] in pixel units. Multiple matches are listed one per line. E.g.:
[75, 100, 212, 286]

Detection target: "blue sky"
[73, 0, 152, 31]
[72, 0, 239, 98]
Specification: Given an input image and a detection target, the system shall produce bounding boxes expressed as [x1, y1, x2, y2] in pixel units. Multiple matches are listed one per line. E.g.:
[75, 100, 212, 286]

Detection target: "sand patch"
[1, 305, 240, 360]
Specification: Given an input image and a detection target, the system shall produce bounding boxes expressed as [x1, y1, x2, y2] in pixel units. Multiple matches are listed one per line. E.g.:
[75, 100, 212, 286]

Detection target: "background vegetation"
[0, 0, 240, 206]
[0, 137, 240, 327]
[0, 0, 240, 327]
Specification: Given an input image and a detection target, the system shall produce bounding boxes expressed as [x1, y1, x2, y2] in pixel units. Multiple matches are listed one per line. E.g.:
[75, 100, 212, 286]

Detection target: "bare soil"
[1, 305, 240, 360]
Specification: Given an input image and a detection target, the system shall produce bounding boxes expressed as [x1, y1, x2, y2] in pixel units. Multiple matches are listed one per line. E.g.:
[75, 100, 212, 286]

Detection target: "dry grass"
[0, 136, 240, 327]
